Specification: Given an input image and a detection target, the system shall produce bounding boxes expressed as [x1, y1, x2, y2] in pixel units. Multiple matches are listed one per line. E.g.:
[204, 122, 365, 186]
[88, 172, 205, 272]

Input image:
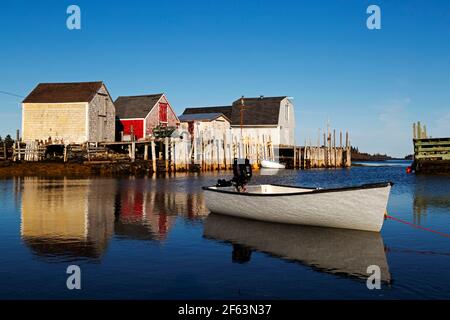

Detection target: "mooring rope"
[386, 215, 450, 239]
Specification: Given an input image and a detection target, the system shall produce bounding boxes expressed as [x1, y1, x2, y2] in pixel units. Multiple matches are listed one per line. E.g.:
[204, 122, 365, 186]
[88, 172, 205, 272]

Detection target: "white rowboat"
[202, 182, 392, 232]
[260, 160, 285, 169]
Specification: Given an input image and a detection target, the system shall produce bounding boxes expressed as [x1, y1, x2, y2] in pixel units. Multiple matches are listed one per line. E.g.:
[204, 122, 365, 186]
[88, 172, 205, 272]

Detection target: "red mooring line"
[386, 215, 450, 239]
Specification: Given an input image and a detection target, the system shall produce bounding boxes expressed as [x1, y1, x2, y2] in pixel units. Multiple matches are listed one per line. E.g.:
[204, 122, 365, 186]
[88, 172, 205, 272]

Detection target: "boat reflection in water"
[204, 214, 391, 282]
[20, 177, 208, 261]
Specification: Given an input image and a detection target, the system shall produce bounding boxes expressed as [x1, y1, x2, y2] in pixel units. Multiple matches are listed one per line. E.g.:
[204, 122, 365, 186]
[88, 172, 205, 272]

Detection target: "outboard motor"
[232, 158, 252, 192]
[215, 158, 252, 192]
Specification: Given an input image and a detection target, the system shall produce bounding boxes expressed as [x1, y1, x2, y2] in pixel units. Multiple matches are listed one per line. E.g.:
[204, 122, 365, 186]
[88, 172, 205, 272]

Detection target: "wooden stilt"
[144, 144, 148, 161]
[151, 140, 156, 173]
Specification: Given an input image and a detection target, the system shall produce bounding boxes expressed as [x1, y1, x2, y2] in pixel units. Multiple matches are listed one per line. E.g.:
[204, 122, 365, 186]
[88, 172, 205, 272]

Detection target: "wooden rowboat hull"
[203, 183, 392, 232]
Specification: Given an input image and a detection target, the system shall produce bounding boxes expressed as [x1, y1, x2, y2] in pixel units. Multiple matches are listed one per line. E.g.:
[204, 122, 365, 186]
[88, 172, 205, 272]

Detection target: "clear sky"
[1, 0, 450, 157]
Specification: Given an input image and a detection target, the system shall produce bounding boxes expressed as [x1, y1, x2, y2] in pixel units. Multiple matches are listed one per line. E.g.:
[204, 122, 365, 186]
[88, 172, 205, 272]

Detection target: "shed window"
[285, 104, 289, 121]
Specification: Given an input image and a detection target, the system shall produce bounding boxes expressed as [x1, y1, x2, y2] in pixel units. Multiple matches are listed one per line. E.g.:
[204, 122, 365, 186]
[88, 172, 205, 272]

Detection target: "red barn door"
[159, 103, 168, 126]
[120, 119, 144, 140]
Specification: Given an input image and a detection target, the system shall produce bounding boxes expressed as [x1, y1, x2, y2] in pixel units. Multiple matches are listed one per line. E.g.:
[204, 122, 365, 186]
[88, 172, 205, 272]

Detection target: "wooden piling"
[164, 137, 169, 171]
[151, 140, 156, 172]
[144, 144, 148, 161]
[64, 145, 68, 163]
[131, 142, 136, 162]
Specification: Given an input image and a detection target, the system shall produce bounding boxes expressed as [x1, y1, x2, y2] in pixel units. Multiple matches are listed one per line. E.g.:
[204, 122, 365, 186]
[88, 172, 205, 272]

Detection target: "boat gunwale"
[202, 182, 393, 197]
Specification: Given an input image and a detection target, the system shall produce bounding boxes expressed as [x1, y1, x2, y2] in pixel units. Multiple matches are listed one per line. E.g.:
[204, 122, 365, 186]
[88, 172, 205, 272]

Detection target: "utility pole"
[240, 96, 246, 159]
[240, 96, 245, 137]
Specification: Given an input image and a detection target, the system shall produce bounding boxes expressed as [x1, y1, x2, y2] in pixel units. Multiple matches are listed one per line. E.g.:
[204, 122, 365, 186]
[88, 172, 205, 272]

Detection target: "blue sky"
[1, 0, 450, 157]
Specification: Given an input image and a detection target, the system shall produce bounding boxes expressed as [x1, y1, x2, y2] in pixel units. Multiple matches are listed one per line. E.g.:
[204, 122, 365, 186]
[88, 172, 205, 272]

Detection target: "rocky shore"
[0, 161, 157, 178]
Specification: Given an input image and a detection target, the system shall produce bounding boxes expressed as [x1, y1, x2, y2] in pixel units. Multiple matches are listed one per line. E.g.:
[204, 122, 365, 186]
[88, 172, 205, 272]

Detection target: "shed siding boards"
[22, 82, 116, 144]
[87, 84, 116, 142]
[233, 127, 280, 145]
[278, 97, 295, 145]
[22, 102, 88, 144]
[187, 116, 232, 165]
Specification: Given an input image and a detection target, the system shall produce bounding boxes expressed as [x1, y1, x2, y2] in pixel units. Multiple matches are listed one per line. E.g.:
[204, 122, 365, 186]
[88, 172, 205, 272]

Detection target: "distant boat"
[204, 214, 391, 282]
[202, 182, 393, 232]
[259, 168, 281, 176]
[260, 159, 285, 169]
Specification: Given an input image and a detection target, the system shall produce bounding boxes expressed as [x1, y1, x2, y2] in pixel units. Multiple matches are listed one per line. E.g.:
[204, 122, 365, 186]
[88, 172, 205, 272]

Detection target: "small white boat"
[202, 182, 392, 232]
[260, 159, 285, 169]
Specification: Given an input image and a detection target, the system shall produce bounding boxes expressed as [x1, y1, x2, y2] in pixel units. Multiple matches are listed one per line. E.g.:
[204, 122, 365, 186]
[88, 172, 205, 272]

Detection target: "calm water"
[1, 165, 450, 299]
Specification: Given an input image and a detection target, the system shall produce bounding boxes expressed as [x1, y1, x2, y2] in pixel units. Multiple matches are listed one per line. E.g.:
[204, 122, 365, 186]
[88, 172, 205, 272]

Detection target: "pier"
[2, 128, 351, 174]
[412, 122, 450, 174]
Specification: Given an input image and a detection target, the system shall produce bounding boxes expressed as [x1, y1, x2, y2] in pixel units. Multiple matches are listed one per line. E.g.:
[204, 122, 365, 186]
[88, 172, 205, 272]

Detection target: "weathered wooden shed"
[178, 112, 232, 167]
[182, 96, 295, 147]
[22, 81, 116, 144]
[230, 96, 295, 147]
[114, 94, 179, 141]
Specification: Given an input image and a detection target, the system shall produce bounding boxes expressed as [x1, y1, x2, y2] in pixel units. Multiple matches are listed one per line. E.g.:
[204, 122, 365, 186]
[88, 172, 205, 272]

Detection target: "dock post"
[171, 139, 176, 172]
[151, 140, 156, 173]
[64, 145, 68, 163]
[333, 129, 337, 167]
[293, 147, 297, 169]
[185, 139, 189, 171]
[131, 142, 136, 162]
[144, 144, 149, 161]
[417, 121, 422, 139]
[165, 137, 169, 171]
[223, 133, 227, 170]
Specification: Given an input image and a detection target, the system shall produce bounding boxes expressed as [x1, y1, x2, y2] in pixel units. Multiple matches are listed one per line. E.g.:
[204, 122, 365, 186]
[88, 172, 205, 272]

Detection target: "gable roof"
[179, 112, 230, 122]
[230, 96, 287, 126]
[23, 82, 104, 103]
[183, 106, 232, 119]
[114, 94, 164, 119]
[182, 96, 287, 126]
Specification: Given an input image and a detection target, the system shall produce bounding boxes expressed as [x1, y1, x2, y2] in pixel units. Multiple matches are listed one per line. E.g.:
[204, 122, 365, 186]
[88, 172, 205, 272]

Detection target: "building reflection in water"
[413, 175, 450, 225]
[19, 177, 208, 260]
[204, 214, 391, 283]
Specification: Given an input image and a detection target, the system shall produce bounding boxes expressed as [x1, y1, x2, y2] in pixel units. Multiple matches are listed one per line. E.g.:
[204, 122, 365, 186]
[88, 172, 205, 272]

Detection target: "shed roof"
[230, 96, 287, 126]
[23, 82, 104, 103]
[179, 112, 230, 122]
[183, 106, 232, 119]
[182, 96, 287, 126]
[114, 94, 164, 119]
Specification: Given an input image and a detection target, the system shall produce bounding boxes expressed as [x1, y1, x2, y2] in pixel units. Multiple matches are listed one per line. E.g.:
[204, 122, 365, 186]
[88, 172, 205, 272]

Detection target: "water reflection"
[204, 214, 391, 282]
[413, 175, 450, 224]
[20, 177, 208, 260]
